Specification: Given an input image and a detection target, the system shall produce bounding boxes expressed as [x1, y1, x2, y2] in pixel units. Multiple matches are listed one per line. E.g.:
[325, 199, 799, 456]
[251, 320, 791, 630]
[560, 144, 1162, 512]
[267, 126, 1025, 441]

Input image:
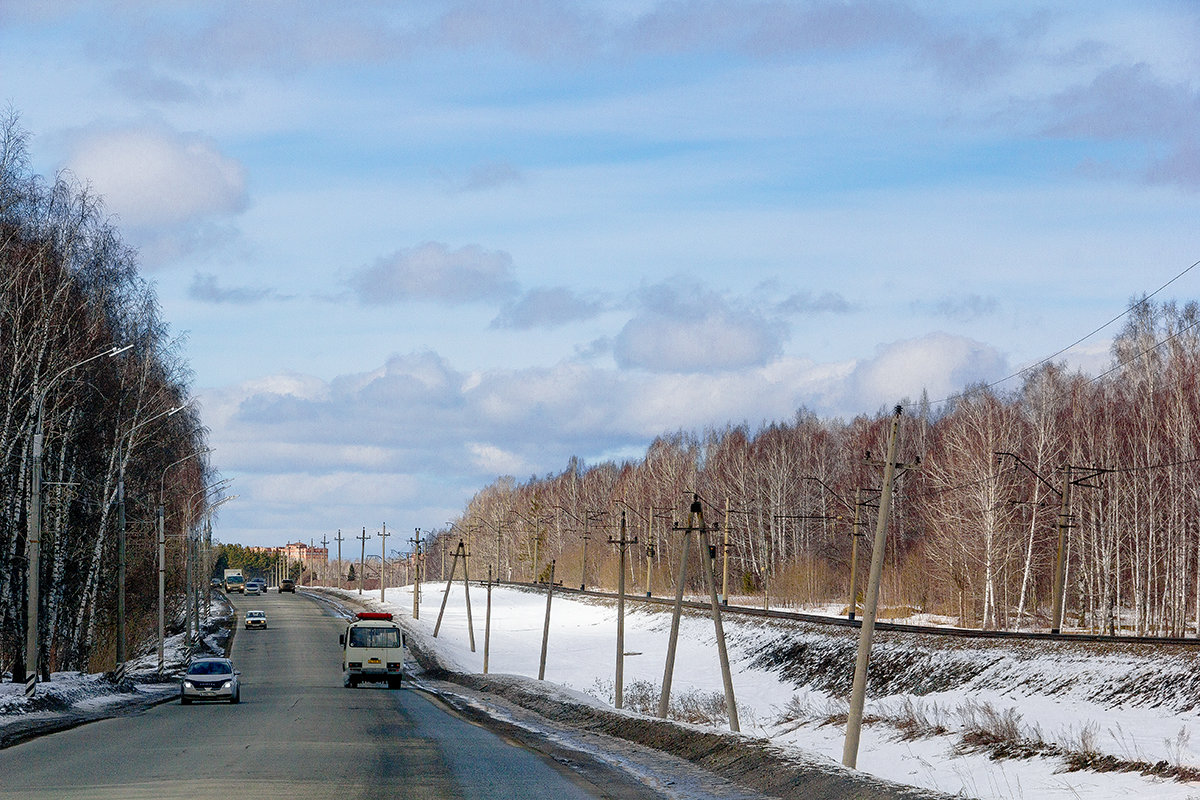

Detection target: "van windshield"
[348, 627, 401, 648]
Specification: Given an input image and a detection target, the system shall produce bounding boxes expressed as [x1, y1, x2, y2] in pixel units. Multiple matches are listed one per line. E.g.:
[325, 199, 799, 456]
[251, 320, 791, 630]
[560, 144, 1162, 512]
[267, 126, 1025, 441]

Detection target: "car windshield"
[248, 612, 264, 618]
[188, 661, 232, 676]
[348, 627, 401, 648]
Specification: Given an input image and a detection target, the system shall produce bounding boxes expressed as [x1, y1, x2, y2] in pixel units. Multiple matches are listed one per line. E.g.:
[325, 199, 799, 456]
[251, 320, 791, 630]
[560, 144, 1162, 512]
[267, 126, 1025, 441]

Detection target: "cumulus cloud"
[347, 242, 519, 305]
[490, 287, 606, 329]
[614, 280, 785, 372]
[65, 123, 247, 231]
[843, 333, 1008, 412]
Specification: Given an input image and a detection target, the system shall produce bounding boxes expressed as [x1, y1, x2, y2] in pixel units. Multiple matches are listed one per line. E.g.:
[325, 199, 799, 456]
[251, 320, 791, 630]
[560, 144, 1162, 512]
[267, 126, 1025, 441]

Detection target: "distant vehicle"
[247, 578, 266, 593]
[180, 657, 240, 704]
[245, 583, 261, 596]
[279, 579, 296, 593]
[244, 610, 267, 629]
[224, 569, 245, 593]
[210, 578, 222, 589]
[340, 612, 406, 689]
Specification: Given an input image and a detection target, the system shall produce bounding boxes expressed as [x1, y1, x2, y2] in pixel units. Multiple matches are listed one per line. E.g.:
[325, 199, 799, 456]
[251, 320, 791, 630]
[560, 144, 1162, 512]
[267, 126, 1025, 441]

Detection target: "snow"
[330, 582, 1200, 800]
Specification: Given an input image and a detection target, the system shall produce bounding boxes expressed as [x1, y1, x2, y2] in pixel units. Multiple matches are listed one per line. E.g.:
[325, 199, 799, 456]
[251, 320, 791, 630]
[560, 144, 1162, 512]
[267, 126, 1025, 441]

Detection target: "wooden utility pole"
[409, 529, 423, 619]
[844, 406, 914, 768]
[379, 523, 390, 602]
[538, 560, 556, 680]
[357, 528, 370, 595]
[609, 513, 638, 708]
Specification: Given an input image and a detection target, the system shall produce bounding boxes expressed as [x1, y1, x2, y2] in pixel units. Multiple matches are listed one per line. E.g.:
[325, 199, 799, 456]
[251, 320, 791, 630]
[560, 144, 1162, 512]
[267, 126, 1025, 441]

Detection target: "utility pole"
[410, 529, 423, 619]
[579, 534, 591, 590]
[1050, 467, 1073, 635]
[484, 565, 494, 674]
[658, 496, 738, 730]
[721, 496, 730, 604]
[609, 512, 638, 708]
[539, 560, 556, 680]
[432, 540, 476, 651]
[335, 529, 344, 589]
[848, 489, 863, 621]
[320, 532, 329, 587]
[645, 506, 654, 597]
[357, 528, 370, 596]
[844, 406, 916, 769]
[379, 523, 390, 602]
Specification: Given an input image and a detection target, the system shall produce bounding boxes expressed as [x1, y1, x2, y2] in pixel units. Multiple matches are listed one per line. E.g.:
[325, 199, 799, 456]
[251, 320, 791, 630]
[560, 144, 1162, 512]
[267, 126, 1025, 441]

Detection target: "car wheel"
[181, 695, 191, 705]
[230, 691, 240, 704]
[387, 677, 401, 690]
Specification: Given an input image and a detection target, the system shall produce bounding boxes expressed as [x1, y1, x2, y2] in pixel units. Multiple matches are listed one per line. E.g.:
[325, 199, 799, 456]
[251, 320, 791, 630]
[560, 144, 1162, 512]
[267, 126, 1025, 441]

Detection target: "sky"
[3, 1, 1200, 550]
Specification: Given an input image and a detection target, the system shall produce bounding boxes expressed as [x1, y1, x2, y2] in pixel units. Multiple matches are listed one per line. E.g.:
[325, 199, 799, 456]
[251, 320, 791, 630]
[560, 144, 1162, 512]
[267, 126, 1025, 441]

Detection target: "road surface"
[0, 589, 660, 799]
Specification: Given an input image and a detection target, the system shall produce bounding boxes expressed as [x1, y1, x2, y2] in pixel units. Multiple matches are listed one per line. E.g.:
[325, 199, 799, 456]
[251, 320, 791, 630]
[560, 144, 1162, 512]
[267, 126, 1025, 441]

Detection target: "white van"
[340, 612, 407, 688]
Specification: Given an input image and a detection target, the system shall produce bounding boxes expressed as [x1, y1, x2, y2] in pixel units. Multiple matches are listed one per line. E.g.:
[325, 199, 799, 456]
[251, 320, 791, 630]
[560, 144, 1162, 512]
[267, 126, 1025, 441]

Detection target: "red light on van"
[355, 612, 393, 621]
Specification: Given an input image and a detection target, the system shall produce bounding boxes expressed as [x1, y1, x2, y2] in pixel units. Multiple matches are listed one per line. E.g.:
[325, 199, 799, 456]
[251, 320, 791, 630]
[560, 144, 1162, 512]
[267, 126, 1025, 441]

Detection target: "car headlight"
[220, 680, 232, 688]
[183, 681, 195, 689]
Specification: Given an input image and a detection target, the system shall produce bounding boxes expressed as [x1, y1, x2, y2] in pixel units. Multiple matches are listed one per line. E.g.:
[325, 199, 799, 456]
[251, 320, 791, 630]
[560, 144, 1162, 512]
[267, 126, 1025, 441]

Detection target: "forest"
[430, 298, 1200, 638]
[1, 112, 212, 682]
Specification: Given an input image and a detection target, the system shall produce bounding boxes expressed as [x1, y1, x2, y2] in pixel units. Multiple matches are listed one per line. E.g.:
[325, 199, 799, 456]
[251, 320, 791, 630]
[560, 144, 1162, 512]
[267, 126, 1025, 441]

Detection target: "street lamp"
[157, 448, 213, 675]
[24, 343, 132, 696]
[182, 479, 232, 642]
[115, 398, 193, 678]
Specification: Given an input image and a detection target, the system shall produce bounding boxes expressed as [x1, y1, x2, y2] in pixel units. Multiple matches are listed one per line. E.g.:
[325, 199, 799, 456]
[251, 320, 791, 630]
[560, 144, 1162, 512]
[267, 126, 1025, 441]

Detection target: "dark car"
[279, 579, 296, 593]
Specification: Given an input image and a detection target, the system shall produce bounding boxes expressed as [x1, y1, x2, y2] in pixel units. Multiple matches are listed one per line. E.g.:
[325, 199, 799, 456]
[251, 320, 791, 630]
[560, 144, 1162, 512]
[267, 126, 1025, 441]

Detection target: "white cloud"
[843, 333, 1009, 411]
[65, 123, 247, 231]
[347, 242, 519, 305]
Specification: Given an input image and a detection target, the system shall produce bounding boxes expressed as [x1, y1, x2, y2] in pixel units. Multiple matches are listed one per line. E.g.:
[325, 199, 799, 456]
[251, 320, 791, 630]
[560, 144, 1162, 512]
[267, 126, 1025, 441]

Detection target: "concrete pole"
[358, 528, 369, 595]
[157, 503, 165, 676]
[463, 540, 476, 652]
[848, 489, 862, 621]
[116, 463, 127, 676]
[538, 560, 556, 680]
[699, 512, 739, 731]
[410, 529, 422, 619]
[484, 566, 493, 674]
[379, 523, 390, 602]
[432, 541, 461, 637]
[1050, 467, 1073, 634]
[580, 534, 590, 590]
[335, 530, 344, 589]
[24, 420, 44, 695]
[658, 501, 695, 719]
[721, 496, 730, 604]
[843, 406, 902, 769]
[645, 506, 653, 597]
[611, 513, 637, 708]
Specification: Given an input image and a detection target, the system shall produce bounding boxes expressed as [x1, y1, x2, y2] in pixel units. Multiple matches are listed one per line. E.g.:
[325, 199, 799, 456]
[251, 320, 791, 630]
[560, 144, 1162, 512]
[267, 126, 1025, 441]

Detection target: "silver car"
[180, 657, 241, 704]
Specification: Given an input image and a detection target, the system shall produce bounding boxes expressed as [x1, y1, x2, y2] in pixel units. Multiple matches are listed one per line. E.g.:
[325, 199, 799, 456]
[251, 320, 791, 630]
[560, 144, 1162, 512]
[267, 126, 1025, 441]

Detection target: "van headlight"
[183, 681, 195, 689]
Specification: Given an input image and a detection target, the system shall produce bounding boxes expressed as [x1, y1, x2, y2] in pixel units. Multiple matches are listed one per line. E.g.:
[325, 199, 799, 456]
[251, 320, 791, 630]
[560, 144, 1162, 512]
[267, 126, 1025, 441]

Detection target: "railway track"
[489, 579, 1200, 647]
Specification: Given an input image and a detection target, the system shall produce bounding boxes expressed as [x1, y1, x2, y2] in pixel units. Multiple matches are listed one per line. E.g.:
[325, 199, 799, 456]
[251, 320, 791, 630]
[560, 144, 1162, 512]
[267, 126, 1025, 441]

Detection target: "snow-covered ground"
[0, 597, 231, 740]
[330, 581, 1200, 800]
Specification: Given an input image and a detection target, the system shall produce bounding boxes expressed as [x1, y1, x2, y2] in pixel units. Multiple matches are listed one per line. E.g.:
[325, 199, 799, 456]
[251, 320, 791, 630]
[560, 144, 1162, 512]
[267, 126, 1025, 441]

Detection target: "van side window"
[348, 627, 401, 648]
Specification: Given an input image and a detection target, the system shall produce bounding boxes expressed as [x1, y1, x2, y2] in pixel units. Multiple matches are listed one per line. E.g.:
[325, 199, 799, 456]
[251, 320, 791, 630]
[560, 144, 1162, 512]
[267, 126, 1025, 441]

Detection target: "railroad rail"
[488, 579, 1200, 647]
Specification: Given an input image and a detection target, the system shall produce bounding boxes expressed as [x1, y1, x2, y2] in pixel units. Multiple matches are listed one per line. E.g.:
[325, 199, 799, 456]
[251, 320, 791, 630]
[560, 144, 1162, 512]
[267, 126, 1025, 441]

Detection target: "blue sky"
[3, 1, 1200, 548]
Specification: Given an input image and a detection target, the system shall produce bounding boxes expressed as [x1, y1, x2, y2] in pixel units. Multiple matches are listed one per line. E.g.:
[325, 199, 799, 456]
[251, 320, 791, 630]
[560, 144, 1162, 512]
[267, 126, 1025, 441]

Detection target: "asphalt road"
[0, 590, 647, 799]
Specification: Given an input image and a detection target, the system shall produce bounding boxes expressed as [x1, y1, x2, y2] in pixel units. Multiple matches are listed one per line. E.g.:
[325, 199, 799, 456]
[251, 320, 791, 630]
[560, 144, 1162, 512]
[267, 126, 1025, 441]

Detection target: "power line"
[924, 257, 1200, 409]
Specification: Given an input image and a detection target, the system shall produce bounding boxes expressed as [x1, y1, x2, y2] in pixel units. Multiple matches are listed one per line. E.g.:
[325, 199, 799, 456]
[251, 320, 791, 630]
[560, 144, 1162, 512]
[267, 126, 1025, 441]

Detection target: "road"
[0, 589, 658, 799]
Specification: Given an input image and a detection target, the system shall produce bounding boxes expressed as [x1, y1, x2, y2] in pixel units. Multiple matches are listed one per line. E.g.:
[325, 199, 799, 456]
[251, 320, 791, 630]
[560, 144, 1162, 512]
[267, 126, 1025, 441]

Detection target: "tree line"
[1, 112, 213, 682]
[430, 297, 1200, 637]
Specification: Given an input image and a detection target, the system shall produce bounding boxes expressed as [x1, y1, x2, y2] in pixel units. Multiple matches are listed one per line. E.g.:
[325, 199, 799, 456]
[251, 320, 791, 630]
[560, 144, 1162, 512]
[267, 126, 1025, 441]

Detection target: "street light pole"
[158, 447, 213, 676]
[24, 344, 132, 697]
[116, 399, 192, 679]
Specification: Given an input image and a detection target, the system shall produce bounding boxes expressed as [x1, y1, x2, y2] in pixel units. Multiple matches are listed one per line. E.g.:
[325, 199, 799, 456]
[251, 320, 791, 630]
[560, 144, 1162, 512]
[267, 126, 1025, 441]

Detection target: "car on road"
[244, 610, 267, 629]
[279, 578, 296, 593]
[210, 578, 222, 589]
[180, 657, 240, 704]
[245, 582, 261, 596]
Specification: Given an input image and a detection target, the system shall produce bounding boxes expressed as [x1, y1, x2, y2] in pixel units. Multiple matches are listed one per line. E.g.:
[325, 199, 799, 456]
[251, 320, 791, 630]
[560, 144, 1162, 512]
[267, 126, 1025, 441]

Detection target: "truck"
[339, 612, 406, 689]
[223, 568, 245, 593]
